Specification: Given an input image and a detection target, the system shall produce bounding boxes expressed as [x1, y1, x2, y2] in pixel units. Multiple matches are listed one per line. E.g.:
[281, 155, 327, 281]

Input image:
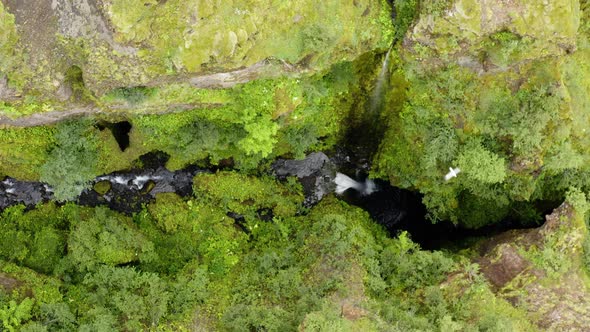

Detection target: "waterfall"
[369, 47, 393, 114]
[334, 172, 377, 196]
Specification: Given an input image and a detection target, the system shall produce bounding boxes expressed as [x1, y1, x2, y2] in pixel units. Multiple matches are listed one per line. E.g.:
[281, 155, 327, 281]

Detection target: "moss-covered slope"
[375, 0, 590, 227]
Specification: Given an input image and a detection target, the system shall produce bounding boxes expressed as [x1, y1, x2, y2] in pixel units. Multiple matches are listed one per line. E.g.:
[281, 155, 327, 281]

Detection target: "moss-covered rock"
[405, 0, 579, 66]
[0, 0, 393, 100]
[474, 195, 590, 330]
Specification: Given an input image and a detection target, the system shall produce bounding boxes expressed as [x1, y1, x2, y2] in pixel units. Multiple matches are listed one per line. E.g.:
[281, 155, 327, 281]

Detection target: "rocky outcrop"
[475, 202, 590, 331]
[0, 0, 392, 98]
[404, 0, 579, 70]
[273, 152, 337, 207]
[0, 76, 18, 100]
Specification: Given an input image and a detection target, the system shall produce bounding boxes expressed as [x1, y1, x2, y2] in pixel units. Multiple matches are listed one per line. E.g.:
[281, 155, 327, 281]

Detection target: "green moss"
[147, 193, 193, 233]
[101, 0, 389, 77]
[406, 0, 577, 64]
[0, 3, 26, 90]
[101, 86, 156, 106]
[93, 181, 111, 195]
[0, 126, 56, 180]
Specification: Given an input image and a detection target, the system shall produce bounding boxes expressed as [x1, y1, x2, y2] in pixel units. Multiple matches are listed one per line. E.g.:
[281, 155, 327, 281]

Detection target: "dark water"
[0, 152, 204, 214]
[333, 173, 551, 250]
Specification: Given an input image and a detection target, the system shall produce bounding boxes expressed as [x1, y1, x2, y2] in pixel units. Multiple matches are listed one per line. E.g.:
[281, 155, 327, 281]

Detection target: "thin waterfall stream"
[369, 47, 392, 115]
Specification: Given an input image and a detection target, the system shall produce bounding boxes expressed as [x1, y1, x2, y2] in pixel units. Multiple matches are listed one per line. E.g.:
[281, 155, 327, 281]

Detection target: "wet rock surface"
[78, 166, 202, 213]
[272, 152, 336, 207]
[0, 160, 204, 214]
[272, 151, 422, 231]
[0, 177, 53, 209]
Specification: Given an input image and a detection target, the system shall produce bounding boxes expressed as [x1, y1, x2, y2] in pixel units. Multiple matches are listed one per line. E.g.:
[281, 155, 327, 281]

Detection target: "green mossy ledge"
[0, 0, 393, 101]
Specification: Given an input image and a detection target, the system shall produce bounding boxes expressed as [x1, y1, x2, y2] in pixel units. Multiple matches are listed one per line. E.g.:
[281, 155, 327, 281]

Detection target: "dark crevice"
[227, 212, 250, 234]
[337, 172, 555, 251]
[96, 120, 132, 152]
[111, 121, 132, 151]
[134, 151, 170, 170]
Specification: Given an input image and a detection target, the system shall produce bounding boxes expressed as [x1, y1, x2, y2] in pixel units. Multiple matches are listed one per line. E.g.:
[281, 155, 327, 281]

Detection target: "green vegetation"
[40, 120, 100, 201]
[0, 51, 380, 182]
[102, 0, 391, 74]
[3, 0, 590, 330]
[374, 52, 588, 227]
[0, 0, 392, 100]
[0, 126, 55, 180]
[0, 189, 537, 331]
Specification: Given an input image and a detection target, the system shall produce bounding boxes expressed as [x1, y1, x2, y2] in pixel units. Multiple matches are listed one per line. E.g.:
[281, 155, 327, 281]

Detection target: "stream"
[0, 149, 538, 251]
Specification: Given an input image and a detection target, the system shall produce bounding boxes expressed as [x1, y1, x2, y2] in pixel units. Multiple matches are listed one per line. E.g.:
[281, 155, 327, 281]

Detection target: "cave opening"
[97, 121, 132, 152]
[111, 121, 132, 151]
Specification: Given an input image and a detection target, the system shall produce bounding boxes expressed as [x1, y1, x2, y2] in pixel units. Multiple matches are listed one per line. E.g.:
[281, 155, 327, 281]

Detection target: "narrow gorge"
[0, 0, 589, 331]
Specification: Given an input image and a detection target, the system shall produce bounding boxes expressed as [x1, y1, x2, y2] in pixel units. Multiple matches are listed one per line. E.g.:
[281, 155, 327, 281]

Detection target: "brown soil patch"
[477, 243, 531, 290]
[0, 273, 22, 293]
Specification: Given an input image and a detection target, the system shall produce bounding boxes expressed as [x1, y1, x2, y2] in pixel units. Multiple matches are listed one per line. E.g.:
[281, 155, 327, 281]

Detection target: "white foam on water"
[334, 173, 377, 196]
[363, 178, 377, 196]
[43, 184, 53, 193]
[2, 178, 15, 186]
[112, 176, 129, 185]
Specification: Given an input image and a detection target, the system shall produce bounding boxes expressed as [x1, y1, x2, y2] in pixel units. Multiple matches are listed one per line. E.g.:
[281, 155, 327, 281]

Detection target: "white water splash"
[132, 175, 162, 188]
[2, 178, 15, 187]
[112, 176, 129, 185]
[99, 174, 164, 188]
[43, 184, 53, 193]
[334, 173, 377, 196]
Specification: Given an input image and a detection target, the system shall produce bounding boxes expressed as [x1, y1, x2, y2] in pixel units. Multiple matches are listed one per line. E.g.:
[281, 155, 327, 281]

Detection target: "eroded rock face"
[475, 202, 590, 330]
[405, 0, 579, 68]
[1, 0, 392, 97]
[52, 0, 137, 55]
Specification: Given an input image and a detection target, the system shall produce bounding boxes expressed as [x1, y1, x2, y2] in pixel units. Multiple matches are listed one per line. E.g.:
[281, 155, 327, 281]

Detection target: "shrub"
[456, 139, 506, 184]
[67, 207, 155, 271]
[40, 120, 99, 201]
